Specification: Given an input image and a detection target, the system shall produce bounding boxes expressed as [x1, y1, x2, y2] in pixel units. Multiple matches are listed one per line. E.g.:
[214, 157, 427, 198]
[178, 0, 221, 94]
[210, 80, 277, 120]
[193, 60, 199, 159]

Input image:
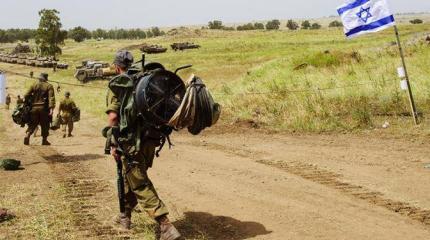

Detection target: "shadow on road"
[43, 153, 105, 163]
[174, 211, 272, 240]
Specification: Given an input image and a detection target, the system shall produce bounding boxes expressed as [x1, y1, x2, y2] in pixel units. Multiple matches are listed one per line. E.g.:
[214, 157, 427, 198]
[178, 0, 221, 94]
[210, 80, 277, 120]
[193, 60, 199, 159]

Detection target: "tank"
[74, 60, 116, 82]
[140, 44, 167, 54]
[17, 55, 27, 65]
[171, 42, 201, 51]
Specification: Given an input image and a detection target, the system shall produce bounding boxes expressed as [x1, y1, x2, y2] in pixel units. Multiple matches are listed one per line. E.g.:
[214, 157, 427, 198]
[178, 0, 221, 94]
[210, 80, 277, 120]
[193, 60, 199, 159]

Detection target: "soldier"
[106, 50, 181, 240]
[5, 94, 11, 110]
[16, 95, 24, 105]
[23, 73, 55, 146]
[59, 91, 77, 138]
[29, 71, 34, 78]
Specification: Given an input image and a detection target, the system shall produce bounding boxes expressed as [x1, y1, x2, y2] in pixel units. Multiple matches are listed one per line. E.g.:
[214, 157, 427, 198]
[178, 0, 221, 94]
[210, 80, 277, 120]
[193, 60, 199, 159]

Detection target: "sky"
[1, 0, 429, 30]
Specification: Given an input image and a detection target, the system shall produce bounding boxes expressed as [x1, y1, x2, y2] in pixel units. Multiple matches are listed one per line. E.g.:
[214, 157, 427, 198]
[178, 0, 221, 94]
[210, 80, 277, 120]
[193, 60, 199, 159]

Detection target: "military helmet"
[114, 50, 134, 69]
[0, 159, 21, 171]
[65, 91, 71, 97]
[38, 73, 49, 81]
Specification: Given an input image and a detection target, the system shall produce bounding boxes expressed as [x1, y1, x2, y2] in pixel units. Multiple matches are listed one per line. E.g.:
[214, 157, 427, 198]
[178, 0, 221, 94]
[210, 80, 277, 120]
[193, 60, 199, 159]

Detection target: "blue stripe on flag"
[345, 15, 395, 37]
[337, 0, 370, 15]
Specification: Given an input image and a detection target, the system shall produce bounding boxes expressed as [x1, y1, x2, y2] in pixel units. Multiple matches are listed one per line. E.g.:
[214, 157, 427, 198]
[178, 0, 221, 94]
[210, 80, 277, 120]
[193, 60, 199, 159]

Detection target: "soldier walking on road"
[59, 91, 77, 138]
[5, 94, 11, 110]
[106, 50, 181, 240]
[23, 73, 55, 146]
[16, 95, 24, 105]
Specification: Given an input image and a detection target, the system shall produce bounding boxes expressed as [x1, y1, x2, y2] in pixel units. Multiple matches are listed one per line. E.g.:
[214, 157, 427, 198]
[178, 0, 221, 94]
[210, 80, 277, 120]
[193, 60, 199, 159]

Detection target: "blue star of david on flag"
[337, 0, 395, 38]
[357, 7, 372, 23]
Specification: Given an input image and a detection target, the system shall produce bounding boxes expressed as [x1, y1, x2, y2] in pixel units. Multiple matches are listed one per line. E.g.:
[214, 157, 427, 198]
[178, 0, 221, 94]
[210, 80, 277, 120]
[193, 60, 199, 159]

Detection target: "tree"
[310, 23, 322, 30]
[68, 26, 91, 42]
[329, 20, 343, 28]
[266, 19, 281, 30]
[286, 20, 299, 30]
[208, 20, 224, 30]
[237, 23, 255, 31]
[151, 27, 162, 37]
[301, 20, 311, 29]
[35, 9, 67, 58]
[254, 22, 265, 30]
[410, 19, 423, 24]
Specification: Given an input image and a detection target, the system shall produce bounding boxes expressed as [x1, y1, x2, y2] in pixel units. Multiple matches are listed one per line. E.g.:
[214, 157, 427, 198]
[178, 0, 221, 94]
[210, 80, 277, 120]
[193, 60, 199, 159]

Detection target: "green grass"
[2, 23, 430, 134]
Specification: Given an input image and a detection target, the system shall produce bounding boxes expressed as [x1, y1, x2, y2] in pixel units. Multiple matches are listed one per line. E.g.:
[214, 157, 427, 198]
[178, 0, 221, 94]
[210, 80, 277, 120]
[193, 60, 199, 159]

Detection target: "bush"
[301, 20, 311, 29]
[68, 26, 91, 42]
[286, 20, 299, 30]
[254, 23, 265, 30]
[237, 23, 255, 31]
[410, 19, 423, 24]
[266, 19, 281, 30]
[208, 20, 224, 29]
[329, 20, 343, 28]
[310, 23, 322, 30]
[222, 26, 235, 31]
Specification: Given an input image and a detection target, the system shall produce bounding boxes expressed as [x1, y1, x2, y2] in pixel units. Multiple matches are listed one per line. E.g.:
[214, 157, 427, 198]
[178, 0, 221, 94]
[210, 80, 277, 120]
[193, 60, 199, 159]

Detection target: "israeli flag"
[337, 0, 395, 38]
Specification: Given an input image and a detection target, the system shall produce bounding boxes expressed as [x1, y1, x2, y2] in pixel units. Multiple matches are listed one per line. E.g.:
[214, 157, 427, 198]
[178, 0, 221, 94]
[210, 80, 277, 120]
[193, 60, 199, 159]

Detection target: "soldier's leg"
[68, 120, 74, 137]
[125, 164, 169, 219]
[62, 117, 67, 138]
[40, 110, 51, 145]
[25, 109, 41, 145]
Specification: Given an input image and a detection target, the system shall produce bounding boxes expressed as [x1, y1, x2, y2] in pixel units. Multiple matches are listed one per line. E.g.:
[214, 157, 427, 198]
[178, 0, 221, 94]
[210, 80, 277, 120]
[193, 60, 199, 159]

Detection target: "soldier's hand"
[49, 108, 54, 116]
[108, 112, 118, 127]
[111, 146, 119, 159]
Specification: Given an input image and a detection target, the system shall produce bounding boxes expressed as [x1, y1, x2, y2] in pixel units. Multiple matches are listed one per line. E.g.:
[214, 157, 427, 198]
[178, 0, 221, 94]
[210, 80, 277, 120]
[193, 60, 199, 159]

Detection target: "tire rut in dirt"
[33, 146, 131, 239]
[260, 160, 430, 227]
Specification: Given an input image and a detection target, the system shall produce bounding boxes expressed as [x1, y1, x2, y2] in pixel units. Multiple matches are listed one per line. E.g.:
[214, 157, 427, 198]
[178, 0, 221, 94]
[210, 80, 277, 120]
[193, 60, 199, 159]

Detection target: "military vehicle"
[0, 53, 67, 69]
[74, 60, 116, 82]
[12, 44, 32, 54]
[57, 63, 69, 70]
[140, 44, 167, 54]
[171, 42, 201, 51]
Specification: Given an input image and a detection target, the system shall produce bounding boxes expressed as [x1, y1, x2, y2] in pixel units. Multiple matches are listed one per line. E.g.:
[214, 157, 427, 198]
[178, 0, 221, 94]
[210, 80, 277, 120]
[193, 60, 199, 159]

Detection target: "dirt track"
[2, 106, 430, 239]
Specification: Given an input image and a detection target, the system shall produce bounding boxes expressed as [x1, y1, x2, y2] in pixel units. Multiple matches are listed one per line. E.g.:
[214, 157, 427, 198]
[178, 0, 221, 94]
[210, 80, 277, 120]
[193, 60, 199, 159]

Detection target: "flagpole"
[393, 24, 419, 125]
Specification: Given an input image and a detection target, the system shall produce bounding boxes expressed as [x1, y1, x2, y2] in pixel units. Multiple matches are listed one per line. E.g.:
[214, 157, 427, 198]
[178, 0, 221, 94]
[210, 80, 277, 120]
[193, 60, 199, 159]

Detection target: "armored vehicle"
[17, 55, 27, 65]
[140, 44, 167, 54]
[171, 42, 201, 51]
[74, 60, 116, 82]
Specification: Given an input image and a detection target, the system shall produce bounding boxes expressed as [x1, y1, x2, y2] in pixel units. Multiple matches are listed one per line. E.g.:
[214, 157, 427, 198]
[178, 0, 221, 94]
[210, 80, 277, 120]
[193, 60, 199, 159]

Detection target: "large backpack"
[12, 103, 31, 127]
[108, 67, 186, 156]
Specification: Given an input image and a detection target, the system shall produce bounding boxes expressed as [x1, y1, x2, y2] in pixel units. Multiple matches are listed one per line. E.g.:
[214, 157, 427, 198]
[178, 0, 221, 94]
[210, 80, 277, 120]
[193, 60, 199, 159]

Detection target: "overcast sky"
[1, 0, 429, 29]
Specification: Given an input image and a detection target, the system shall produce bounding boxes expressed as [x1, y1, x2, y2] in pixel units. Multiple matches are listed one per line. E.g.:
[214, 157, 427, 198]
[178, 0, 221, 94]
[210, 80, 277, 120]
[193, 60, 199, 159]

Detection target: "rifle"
[104, 126, 126, 215]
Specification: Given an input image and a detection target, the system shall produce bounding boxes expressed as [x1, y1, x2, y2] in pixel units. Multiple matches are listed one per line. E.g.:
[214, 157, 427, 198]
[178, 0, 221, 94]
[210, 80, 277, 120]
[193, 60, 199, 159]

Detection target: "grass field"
[1, 22, 430, 134]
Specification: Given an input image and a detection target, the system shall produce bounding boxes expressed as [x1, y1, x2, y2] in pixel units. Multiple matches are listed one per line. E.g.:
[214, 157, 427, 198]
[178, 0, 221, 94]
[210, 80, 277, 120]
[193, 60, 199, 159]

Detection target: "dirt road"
[2, 107, 430, 240]
[1, 105, 430, 239]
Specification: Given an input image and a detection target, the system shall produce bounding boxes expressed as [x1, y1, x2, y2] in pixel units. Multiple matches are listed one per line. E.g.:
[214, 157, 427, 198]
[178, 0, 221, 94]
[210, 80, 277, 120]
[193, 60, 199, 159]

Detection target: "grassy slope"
[1, 23, 430, 134]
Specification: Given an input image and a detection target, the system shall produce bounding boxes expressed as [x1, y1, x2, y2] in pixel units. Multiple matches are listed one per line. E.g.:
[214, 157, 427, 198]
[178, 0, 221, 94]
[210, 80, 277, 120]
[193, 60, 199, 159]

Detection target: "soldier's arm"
[59, 101, 64, 113]
[24, 83, 35, 101]
[48, 85, 55, 109]
[106, 90, 119, 127]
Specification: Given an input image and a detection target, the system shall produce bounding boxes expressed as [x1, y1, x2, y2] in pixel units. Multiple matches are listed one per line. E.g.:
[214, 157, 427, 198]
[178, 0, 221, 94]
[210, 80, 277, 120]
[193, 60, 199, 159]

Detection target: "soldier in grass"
[59, 91, 77, 138]
[106, 50, 181, 240]
[23, 73, 55, 146]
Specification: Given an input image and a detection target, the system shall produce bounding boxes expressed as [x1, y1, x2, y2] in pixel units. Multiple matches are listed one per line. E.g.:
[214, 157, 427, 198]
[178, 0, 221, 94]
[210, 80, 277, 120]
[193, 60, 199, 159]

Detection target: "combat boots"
[114, 210, 132, 230]
[24, 133, 31, 145]
[42, 138, 51, 146]
[157, 215, 181, 240]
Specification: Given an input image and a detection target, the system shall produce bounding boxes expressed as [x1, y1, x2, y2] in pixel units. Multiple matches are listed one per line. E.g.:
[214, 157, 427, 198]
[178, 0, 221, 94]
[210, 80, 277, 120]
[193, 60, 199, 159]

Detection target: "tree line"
[0, 26, 166, 43]
[208, 19, 341, 31]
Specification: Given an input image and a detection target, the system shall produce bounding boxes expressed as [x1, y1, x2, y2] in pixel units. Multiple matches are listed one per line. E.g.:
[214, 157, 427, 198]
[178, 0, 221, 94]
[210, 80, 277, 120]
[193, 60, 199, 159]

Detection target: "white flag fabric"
[337, 0, 395, 38]
[0, 73, 6, 104]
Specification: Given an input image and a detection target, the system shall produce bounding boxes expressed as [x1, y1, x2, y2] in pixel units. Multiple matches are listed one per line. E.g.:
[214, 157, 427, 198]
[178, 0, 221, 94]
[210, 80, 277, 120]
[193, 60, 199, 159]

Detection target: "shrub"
[329, 20, 343, 28]
[301, 20, 311, 29]
[266, 20, 281, 30]
[286, 20, 299, 30]
[208, 20, 224, 29]
[254, 23, 265, 30]
[410, 19, 423, 24]
[310, 23, 322, 30]
[237, 23, 255, 31]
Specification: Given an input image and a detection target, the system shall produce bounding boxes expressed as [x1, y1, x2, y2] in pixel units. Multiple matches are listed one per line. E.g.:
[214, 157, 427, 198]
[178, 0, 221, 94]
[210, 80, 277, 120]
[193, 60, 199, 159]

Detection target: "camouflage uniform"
[59, 94, 77, 137]
[24, 73, 55, 145]
[107, 74, 169, 219]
